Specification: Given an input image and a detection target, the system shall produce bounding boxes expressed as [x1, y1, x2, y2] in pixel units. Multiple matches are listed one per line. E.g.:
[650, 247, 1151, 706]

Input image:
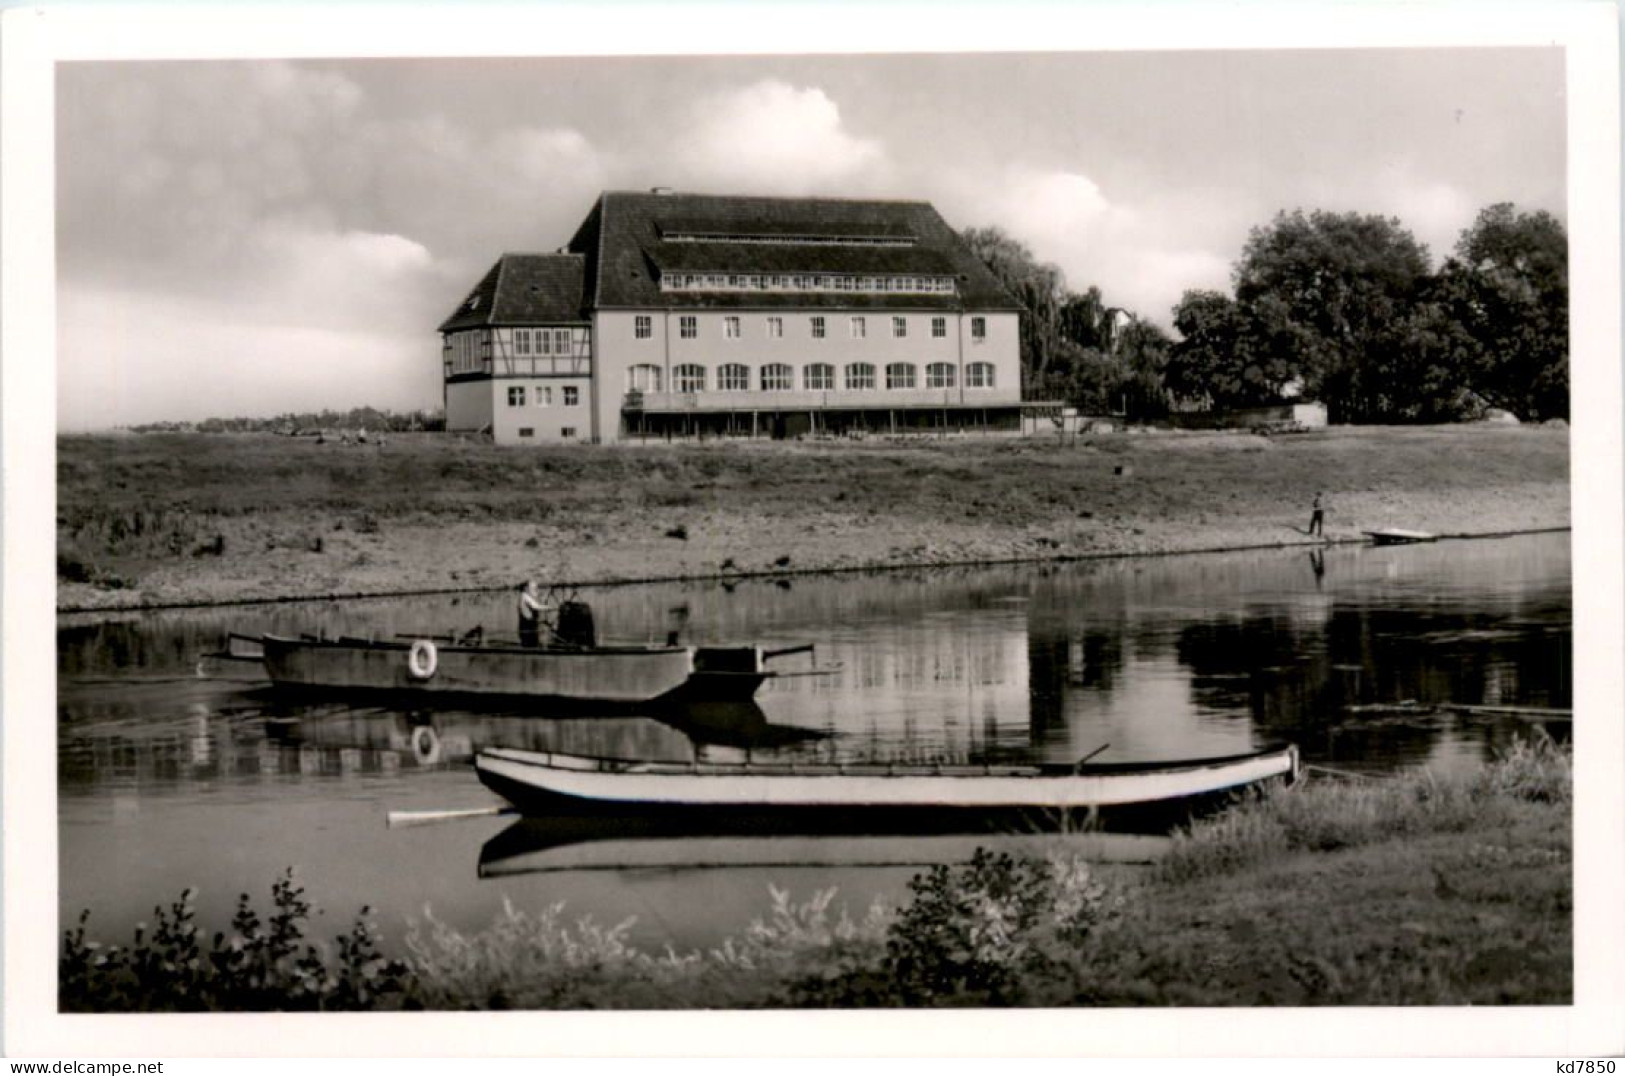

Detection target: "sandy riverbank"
[56, 423, 1569, 612]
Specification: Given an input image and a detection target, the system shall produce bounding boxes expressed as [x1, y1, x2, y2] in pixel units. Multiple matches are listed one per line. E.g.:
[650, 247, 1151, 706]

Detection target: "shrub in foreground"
[60, 869, 408, 1012]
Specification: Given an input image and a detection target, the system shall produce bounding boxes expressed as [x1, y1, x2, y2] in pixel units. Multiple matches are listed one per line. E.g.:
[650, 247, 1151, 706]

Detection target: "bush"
[61, 869, 411, 1012]
[1157, 734, 1572, 884]
[788, 848, 1120, 1007]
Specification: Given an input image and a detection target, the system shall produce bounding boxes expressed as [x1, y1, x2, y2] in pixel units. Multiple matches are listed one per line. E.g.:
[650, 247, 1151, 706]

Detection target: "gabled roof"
[568, 191, 1024, 312]
[437, 253, 588, 332]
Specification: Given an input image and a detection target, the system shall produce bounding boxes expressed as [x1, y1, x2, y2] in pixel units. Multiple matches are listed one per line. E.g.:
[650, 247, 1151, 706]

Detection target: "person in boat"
[1308, 491, 1325, 537]
[517, 579, 546, 647]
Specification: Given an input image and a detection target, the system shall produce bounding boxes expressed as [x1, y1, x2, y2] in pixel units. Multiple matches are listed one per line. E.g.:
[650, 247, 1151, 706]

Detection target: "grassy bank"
[55, 423, 1569, 611]
[62, 737, 1570, 1010]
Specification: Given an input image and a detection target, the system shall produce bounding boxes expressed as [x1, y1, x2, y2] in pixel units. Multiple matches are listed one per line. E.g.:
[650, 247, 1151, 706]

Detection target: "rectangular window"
[537, 331, 552, 356]
[845, 363, 876, 391]
[972, 317, 987, 341]
[804, 363, 834, 391]
[724, 317, 741, 339]
[892, 317, 907, 339]
[563, 386, 580, 406]
[719, 364, 749, 391]
[810, 316, 825, 339]
[635, 316, 652, 339]
[518, 427, 534, 438]
[561, 427, 576, 439]
[515, 329, 532, 355]
[850, 316, 866, 339]
[675, 364, 706, 393]
[508, 386, 526, 406]
[537, 386, 553, 406]
[680, 316, 697, 340]
[766, 317, 783, 339]
[555, 329, 571, 354]
[932, 317, 947, 339]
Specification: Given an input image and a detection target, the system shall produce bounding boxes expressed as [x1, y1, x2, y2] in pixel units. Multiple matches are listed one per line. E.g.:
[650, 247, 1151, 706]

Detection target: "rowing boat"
[474, 742, 1300, 816]
[1365, 528, 1438, 545]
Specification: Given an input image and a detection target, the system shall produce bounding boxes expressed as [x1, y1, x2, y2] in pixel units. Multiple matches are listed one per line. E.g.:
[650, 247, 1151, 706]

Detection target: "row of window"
[517, 427, 577, 439]
[507, 385, 581, 407]
[635, 314, 986, 342]
[661, 231, 914, 249]
[626, 361, 997, 394]
[512, 328, 576, 357]
[660, 272, 955, 295]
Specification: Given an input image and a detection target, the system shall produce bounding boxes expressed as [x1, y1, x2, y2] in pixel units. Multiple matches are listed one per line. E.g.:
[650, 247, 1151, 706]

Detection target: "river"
[57, 532, 1571, 953]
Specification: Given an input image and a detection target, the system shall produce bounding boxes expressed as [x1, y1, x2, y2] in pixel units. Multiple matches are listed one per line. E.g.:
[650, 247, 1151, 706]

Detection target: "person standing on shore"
[517, 579, 544, 647]
[1309, 491, 1325, 537]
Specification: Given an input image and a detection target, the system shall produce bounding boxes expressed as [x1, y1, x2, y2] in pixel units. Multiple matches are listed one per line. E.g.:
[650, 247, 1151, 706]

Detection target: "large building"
[438, 190, 1036, 445]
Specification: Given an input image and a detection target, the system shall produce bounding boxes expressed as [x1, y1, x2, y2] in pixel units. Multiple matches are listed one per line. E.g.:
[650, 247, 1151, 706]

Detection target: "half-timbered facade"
[439, 190, 1031, 444]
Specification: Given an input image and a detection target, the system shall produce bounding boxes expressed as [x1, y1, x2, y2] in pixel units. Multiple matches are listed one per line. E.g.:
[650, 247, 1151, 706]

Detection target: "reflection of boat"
[1366, 529, 1438, 546]
[258, 700, 823, 765]
[258, 635, 780, 707]
[475, 743, 1300, 816]
[477, 817, 1169, 877]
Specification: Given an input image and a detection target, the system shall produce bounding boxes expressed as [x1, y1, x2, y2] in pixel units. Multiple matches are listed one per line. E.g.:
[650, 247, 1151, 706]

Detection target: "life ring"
[410, 725, 442, 765]
[407, 639, 438, 680]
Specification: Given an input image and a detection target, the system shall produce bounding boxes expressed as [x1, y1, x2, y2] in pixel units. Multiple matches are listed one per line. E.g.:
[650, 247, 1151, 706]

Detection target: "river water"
[57, 533, 1571, 953]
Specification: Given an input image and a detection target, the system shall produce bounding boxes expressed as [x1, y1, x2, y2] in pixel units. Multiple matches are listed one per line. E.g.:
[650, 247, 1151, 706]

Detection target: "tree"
[961, 226, 1069, 389]
[1166, 290, 1295, 408]
[1113, 317, 1173, 419]
[1231, 209, 1433, 422]
[1440, 203, 1568, 420]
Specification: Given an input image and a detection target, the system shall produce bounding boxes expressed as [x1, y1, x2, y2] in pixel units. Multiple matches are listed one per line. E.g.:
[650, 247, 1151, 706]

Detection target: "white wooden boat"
[474, 743, 1300, 815]
[1365, 528, 1438, 545]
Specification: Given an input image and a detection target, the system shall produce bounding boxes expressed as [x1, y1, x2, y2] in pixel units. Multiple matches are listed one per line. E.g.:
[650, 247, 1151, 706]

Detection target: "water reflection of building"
[760, 612, 1031, 764]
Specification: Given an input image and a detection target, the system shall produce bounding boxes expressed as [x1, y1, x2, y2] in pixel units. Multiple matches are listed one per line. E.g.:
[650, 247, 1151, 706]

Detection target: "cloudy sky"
[56, 48, 1565, 428]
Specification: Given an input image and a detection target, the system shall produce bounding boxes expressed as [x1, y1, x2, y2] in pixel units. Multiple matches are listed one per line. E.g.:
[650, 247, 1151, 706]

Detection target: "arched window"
[966, 362, 996, 389]
[718, 363, 749, 391]
[886, 362, 917, 390]
[926, 363, 956, 389]
[845, 363, 876, 391]
[803, 363, 835, 391]
[761, 364, 794, 391]
[628, 364, 662, 392]
[675, 364, 707, 393]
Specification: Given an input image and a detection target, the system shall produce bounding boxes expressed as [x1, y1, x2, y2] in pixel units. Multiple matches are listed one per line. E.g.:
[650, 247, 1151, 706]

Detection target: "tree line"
[130, 407, 446, 435]
[963, 202, 1568, 424]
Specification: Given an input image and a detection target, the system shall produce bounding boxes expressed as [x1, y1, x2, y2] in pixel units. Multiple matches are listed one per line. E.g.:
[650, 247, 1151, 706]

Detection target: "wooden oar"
[1077, 742, 1112, 766]
[386, 805, 517, 829]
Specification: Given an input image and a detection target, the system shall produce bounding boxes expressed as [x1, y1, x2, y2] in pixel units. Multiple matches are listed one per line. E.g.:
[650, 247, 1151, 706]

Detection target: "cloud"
[58, 281, 443, 430]
[672, 80, 887, 194]
[1366, 164, 1476, 265]
[56, 62, 616, 427]
[942, 165, 1236, 323]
